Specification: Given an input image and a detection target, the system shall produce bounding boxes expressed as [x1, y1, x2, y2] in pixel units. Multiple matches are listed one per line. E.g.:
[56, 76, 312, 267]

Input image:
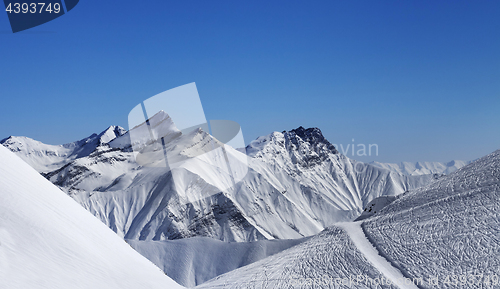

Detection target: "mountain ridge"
[1, 118, 443, 243]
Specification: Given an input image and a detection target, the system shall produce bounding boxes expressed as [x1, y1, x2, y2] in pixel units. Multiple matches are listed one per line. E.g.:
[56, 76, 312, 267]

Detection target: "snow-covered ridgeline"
[1, 115, 444, 242]
[369, 160, 469, 176]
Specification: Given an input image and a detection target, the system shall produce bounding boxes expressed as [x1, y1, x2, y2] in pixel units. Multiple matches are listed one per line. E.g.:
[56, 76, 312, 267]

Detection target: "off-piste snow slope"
[197, 149, 500, 289]
[363, 149, 500, 288]
[0, 144, 183, 289]
[1, 112, 437, 243]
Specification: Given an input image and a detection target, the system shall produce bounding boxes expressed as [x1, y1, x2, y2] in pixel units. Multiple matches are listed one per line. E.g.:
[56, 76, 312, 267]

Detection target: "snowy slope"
[0, 144, 183, 289]
[337, 222, 419, 289]
[197, 225, 400, 289]
[362, 149, 500, 288]
[2, 119, 436, 242]
[369, 160, 469, 176]
[128, 237, 307, 287]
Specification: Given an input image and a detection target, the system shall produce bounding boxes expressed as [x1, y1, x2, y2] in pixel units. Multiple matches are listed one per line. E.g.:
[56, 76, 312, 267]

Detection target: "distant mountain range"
[369, 159, 470, 176]
[1, 112, 456, 243]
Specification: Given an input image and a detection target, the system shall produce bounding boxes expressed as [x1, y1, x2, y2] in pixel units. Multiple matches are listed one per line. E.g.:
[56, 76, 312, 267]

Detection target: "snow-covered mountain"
[0, 125, 125, 173]
[369, 160, 469, 176]
[0, 143, 183, 289]
[198, 149, 500, 288]
[1, 114, 436, 243]
[2, 114, 493, 288]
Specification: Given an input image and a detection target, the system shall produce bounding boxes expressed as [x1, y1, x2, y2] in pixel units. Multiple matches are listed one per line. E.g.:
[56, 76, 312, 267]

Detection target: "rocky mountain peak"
[284, 126, 338, 155]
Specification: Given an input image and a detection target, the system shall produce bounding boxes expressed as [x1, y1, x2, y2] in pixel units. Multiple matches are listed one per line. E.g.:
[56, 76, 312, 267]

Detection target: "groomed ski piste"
[338, 222, 419, 289]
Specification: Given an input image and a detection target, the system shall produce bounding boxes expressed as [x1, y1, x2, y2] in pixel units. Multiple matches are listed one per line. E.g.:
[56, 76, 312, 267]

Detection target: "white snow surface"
[0, 144, 183, 289]
[2, 119, 465, 287]
[127, 237, 307, 287]
[362, 149, 500, 288]
[197, 225, 399, 289]
[337, 222, 418, 289]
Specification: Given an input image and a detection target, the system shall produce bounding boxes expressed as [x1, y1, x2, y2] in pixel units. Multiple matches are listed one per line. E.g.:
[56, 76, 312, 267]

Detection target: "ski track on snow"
[337, 222, 419, 289]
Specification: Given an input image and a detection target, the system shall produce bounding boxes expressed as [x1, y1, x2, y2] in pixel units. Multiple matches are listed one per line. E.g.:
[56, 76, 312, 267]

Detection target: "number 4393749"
[6, 3, 62, 14]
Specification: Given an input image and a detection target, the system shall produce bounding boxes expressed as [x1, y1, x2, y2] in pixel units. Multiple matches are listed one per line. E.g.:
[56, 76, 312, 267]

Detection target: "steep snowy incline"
[0, 145, 183, 289]
[363, 149, 500, 288]
[128, 237, 307, 287]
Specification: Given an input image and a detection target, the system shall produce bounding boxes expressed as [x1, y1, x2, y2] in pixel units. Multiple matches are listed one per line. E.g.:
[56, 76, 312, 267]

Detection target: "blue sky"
[0, 0, 499, 162]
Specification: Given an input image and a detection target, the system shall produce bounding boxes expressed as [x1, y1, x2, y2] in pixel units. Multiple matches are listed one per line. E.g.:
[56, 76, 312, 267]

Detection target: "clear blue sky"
[1, 0, 499, 163]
